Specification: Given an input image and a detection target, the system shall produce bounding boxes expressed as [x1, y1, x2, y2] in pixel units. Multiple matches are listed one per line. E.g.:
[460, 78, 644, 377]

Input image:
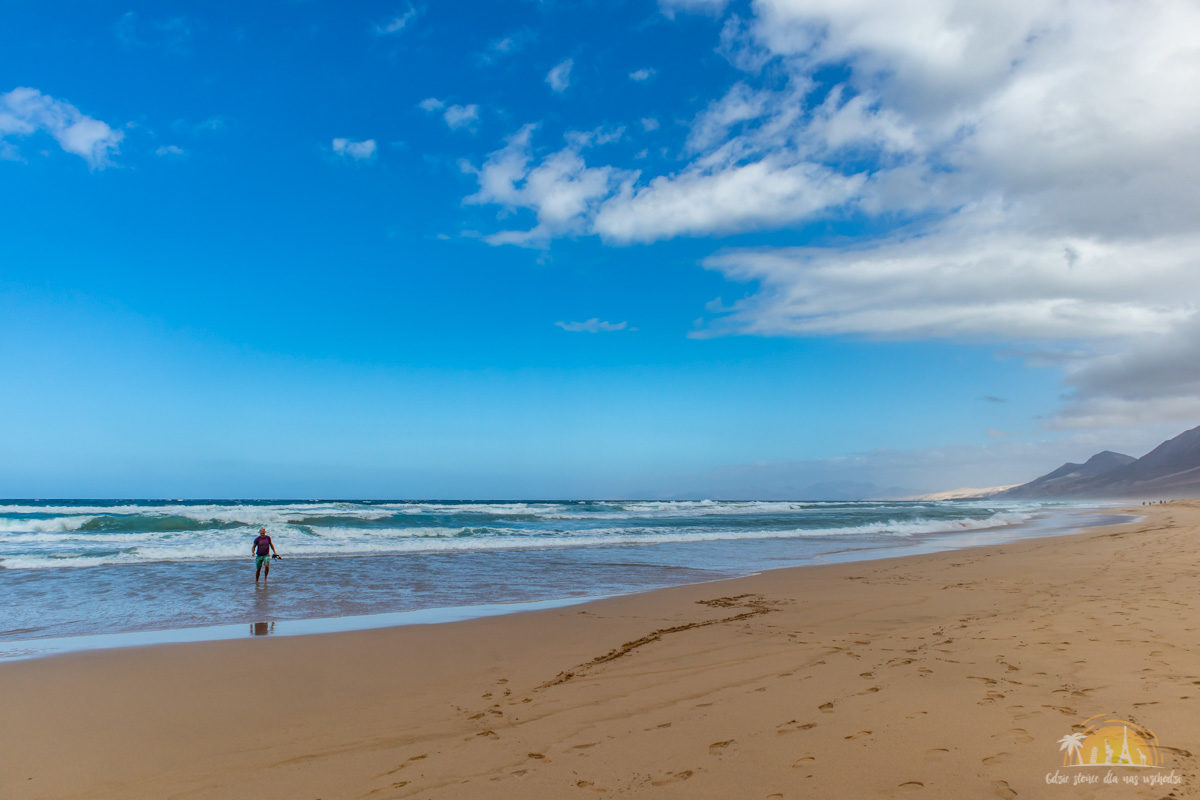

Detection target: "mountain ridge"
[995, 424, 1200, 499]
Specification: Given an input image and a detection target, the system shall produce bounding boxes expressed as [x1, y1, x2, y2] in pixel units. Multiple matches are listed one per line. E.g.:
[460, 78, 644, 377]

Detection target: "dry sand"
[3, 502, 1199, 799]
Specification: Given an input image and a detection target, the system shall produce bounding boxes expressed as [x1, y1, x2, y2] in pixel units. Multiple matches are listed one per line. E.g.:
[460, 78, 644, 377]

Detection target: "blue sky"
[2, 0, 1198, 498]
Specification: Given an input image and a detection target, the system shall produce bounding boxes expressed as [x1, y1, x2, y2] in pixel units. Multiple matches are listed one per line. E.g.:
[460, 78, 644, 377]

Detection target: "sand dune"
[3, 503, 1199, 798]
[902, 485, 1017, 500]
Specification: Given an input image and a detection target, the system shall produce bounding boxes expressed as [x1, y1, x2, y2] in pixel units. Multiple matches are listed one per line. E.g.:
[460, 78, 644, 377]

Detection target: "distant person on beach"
[252, 528, 279, 583]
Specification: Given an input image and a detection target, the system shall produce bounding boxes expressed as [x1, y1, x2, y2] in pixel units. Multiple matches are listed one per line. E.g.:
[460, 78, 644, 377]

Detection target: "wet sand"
[2, 502, 1198, 799]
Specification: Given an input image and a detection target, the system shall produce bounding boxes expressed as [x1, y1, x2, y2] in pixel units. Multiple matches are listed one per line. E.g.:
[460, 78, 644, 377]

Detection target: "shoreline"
[0, 505, 1130, 662]
[4, 502, 1194, 799]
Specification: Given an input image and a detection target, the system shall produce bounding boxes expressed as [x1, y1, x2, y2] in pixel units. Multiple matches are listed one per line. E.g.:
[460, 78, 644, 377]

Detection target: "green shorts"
[255, 554, 271, 568]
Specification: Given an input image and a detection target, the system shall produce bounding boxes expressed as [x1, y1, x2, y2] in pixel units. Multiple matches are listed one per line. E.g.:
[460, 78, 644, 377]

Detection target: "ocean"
[0, 499, 1120, 659]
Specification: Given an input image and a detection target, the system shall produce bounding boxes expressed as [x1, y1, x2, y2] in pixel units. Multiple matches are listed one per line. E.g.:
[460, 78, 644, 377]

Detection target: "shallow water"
[0, 499, 1123, 658]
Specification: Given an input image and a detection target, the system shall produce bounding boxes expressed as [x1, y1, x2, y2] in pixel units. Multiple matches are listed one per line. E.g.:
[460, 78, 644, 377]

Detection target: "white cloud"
[685, 82, 770, 153]
[463, 125, 634, 246]
[154, 144, 185, 157]
[707, 0, 1200, 429]
[700, 216, 1200, 428]
[717, 15, 773, 72]
[1049, 316, 1200, 428]
[739, 0, 1200, 216]
[555, 319, 629, 333]
[420, 98, 480, 131]
[659, 0, 729, 17]
[0, 87, 123, 168]
[565, 126, 625, 148]
[546, 58, 574, 93]
[464, 78, 901, 246]
[595, 159, 863, 243]
[1066, 320, 1200, 405]
[629, 68, 656, 82]
[461, 1, 1200, 430]
[702, 223, 1200, 341]
[484, 35, 518, 57]
[331, 137, 377, 161]
[463, 125, 536, 207]
[442, 104, 479, 130]
[480, 29, 534, 63]
[469, 1, 1200, 249]
[373, 7, 416, 36]
[640, 118, 660, 132]
[465, 111, 868, 245]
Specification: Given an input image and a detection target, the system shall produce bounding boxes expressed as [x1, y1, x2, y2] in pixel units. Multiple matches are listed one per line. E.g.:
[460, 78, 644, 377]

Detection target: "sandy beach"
[3, 502, 1198, 799]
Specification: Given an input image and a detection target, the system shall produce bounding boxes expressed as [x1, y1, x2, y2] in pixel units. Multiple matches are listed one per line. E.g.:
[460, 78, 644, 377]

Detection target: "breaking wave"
[0, 499, 1058, 570]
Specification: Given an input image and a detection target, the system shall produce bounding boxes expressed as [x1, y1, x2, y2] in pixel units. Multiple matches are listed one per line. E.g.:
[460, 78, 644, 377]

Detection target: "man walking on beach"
[252, 528, 279, 583]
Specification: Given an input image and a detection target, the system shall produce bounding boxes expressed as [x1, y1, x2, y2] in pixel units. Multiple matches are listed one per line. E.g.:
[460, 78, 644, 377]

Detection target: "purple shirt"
[254, 535, 272, 556]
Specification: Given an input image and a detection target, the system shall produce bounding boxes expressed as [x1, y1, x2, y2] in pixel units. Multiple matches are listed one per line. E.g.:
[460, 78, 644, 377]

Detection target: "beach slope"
[3, 503, 1198, 799]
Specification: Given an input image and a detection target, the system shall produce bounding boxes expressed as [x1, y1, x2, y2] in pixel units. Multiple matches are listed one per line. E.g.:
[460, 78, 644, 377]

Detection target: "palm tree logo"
[1058, 732, 1087, 766]
[1055, 716, 1164, 768]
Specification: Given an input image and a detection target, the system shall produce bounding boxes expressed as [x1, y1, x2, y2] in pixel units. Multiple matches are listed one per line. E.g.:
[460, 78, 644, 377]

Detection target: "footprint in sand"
[896, 781, 925, 794]
[982, 752, 1011, 765]
[819, 701, 835, 712]
[844, 730, 873, 740]
[649, 770, 694, 786]
[1004, 728, 1034, 744]
[992, 779, 1017, 799]
[383, 754, 427, 776]
[924, 748, 950, 762]
[708, 740, 735, 754]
